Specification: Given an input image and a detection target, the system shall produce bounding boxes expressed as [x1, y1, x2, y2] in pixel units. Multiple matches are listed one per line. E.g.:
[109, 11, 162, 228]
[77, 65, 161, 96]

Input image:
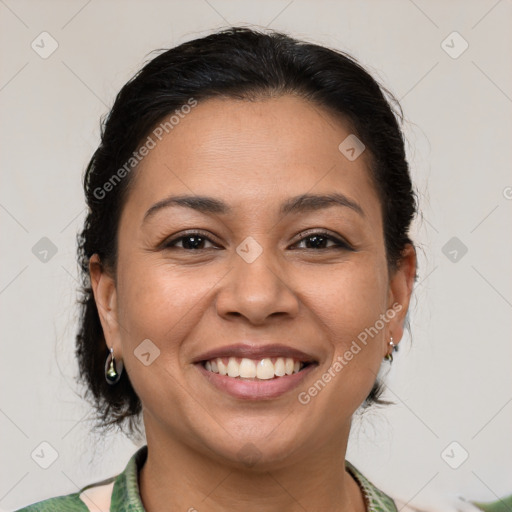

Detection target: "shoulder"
[13, 477, 116, 512]
[391, 495, 494, 511]
[12, 445, 147, 512]
[13, 492, 88, 512]
[345, 460, 489, 512]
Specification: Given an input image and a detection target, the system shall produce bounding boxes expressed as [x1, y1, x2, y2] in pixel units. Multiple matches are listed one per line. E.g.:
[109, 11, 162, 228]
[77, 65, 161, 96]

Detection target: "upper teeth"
[204, 357, 304, 379]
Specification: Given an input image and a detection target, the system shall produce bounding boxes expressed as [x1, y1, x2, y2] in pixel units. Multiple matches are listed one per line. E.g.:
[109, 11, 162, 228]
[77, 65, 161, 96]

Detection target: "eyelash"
[162, 230, 353, 252]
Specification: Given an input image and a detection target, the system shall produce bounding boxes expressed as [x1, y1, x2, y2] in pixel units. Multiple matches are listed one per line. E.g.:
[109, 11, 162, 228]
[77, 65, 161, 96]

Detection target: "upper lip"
[192, 343, 318, 364]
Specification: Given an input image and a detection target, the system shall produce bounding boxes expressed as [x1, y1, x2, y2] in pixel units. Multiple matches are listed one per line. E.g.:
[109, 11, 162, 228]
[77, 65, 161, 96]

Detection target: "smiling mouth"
[201, 357, 315, 380]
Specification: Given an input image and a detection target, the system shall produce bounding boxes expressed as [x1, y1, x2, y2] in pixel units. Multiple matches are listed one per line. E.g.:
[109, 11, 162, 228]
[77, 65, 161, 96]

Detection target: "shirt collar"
[111, 445, 397, 512]
[345, 460, 398, 512]
[110, 444, 147, 511]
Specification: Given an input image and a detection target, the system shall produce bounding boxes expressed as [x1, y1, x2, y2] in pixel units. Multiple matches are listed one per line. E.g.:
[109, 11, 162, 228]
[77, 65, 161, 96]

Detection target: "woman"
[17, 26, 450, 512]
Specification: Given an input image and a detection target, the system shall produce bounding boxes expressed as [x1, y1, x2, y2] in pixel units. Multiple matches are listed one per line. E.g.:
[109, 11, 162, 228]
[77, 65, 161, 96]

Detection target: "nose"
[215, 248, 300, 325]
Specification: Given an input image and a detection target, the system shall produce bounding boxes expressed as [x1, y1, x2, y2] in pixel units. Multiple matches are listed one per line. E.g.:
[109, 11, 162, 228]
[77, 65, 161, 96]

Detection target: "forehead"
[121, 95, 381, 225]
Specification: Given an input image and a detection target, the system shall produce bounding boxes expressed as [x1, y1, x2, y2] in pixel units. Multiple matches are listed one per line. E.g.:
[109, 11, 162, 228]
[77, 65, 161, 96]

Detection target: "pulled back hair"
[76, 26, 417, 438]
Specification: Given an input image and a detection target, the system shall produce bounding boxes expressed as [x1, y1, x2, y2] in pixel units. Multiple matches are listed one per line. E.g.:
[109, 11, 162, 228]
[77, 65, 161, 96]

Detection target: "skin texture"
[90, 94, 416, 512]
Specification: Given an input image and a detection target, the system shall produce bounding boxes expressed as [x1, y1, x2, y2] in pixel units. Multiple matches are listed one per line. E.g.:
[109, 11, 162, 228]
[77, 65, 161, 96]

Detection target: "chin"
[197, 425, 308, 471]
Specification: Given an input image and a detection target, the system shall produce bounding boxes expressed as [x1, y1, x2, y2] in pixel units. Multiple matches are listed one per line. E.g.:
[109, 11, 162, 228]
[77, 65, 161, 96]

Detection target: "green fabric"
[471, 494, 512, 512]
[14, 491, 89, 511]
[15, 444, 399, 511]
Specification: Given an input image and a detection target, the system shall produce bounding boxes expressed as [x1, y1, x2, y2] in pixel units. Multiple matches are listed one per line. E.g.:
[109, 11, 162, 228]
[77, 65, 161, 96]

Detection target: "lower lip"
[195, 363, 317, 400]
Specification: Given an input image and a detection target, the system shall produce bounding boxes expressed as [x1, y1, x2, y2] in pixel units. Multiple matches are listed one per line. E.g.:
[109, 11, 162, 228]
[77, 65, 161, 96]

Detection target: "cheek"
[313, 254, 389, 334]
[117, 259, 215, 345]
[310, 258, 389, 399]
[113, 260, 213, 415]
[114, 257, 234, 395]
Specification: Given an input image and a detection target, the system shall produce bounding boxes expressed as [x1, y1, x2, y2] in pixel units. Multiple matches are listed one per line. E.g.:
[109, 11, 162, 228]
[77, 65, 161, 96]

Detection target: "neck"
[138, 420, 366, 512]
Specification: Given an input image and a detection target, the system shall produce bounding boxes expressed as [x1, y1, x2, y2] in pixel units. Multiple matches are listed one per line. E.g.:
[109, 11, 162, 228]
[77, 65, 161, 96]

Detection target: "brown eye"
[293, 231, 353, 251]
[163, 231, 218, 250]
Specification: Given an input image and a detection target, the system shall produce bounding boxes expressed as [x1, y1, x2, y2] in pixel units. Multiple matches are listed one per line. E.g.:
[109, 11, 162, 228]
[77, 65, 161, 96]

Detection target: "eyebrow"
[142, 192, 365, 224]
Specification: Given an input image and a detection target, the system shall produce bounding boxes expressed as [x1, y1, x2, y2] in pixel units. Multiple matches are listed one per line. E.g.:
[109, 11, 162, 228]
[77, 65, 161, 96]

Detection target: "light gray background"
[1, 1, 511, 510]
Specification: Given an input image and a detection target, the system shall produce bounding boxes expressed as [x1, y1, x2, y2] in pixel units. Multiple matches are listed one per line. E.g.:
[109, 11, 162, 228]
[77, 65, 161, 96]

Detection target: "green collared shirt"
[16, 444, 505, 512]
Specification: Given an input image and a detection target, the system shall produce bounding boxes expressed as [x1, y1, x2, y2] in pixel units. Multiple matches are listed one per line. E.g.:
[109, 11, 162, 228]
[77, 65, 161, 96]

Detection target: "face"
[90, 94, 416, 469]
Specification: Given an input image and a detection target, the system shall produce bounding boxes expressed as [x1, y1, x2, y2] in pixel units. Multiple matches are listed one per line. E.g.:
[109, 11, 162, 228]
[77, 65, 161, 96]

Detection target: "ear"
[89, 254, 122, 357]
[385, 244, 417, 352]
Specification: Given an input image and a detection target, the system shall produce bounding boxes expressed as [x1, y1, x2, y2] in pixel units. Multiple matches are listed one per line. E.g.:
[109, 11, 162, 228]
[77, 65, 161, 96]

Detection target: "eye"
[163, 231, 218, 251]
[292, 231, 353, 251]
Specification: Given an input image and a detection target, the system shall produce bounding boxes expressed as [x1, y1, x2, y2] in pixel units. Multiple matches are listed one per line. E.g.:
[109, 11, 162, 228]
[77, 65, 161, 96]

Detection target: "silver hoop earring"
[384, 337, 395, 363]
[105, 347, 124, 385]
